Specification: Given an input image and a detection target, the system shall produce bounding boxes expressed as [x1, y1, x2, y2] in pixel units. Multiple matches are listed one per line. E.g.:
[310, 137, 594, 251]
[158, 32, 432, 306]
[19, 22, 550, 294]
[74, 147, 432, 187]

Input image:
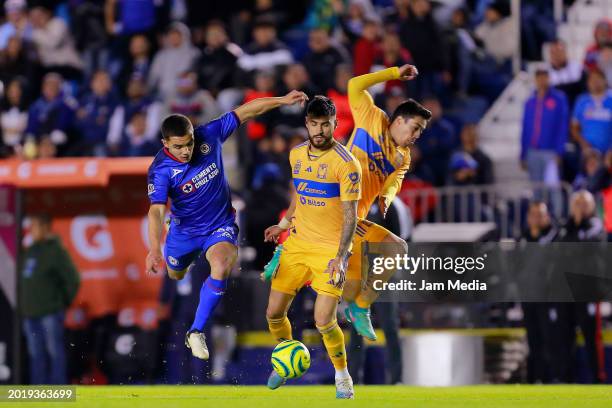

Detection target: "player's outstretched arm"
[146, 204, 166, 274]
[326, 200, 358, 288]
[264, 192, 297, 243]
[234, 90, 308, 124]
[348, 64, 418, 111]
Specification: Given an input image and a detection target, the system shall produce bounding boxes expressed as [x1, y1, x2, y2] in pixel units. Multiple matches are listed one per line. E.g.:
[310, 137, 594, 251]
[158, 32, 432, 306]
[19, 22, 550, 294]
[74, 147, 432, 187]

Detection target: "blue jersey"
[147, 111, 240, 236]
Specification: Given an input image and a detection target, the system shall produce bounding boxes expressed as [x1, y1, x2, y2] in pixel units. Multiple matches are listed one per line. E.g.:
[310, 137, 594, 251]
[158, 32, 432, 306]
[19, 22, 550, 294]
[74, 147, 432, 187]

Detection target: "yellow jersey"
[289, 141, 362, 249]
[346, 67, 411, 219]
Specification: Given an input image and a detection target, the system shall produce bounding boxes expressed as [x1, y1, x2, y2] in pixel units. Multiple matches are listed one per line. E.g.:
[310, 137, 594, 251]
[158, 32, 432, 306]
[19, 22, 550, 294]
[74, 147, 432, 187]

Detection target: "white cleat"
[335, 376, 355, 399]
[185, 330, 210, 360]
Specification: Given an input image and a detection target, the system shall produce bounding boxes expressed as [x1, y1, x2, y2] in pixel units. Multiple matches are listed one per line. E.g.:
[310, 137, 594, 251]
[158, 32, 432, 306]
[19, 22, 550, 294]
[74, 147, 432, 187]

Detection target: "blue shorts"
[164, 223, 239, 271]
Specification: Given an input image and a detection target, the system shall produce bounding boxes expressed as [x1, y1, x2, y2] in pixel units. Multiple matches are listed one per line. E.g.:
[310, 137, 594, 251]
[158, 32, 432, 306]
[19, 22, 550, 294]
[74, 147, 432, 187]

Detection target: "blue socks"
[190, 277, 227, 332]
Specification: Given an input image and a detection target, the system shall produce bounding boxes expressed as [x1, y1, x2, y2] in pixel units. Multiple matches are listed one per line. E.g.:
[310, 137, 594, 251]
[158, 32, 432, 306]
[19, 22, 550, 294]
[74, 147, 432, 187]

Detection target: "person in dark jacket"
[302, 27, 350, 95]
[20, 214, 80, 384]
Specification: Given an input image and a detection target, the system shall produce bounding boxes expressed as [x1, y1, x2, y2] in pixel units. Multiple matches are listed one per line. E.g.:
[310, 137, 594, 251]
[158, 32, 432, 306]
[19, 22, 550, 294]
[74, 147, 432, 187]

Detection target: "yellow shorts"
[346, 219, 393, 281]
[271, 236, 343, 299]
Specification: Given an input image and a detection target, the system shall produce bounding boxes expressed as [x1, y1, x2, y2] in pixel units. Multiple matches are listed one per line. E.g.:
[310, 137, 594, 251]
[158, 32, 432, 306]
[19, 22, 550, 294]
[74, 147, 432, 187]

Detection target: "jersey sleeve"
[380, 149, 411, 208]
[348, 67, 399, 126]
[337, 158, 362, 202]
[147, 166, 169, 205]
[199, 111, 240, 143]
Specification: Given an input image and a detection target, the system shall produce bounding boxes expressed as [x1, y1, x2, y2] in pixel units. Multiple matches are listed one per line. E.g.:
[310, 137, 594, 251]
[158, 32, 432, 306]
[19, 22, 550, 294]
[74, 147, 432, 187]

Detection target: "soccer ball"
[271, 340, 311, 379]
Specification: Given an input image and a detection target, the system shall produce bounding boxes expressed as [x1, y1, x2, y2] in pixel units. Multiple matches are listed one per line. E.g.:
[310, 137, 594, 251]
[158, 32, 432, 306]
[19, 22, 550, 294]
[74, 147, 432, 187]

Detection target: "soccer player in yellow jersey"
[264, 96, 361, 399]
[342, 65, 432, 340]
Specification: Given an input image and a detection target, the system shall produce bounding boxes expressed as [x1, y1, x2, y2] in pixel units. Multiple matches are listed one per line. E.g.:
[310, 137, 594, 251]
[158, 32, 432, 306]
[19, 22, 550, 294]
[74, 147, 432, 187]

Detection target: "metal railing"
[401, 182, 574, 239]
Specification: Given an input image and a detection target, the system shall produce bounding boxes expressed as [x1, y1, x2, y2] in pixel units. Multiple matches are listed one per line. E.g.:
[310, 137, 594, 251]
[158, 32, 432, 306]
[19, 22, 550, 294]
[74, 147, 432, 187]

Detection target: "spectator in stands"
[584, 19, 612, 72]
[373, 28, 413, 95]
[448, 151, 478, 186]
[416, 96, 459, 186]
[352, 19, 381, 76]
[573, 148, 603, 192]
[243, 70, 277, 141]
[108, 76, 161, 156]
[590, 149, 612, 241]
[474, 1, 516, 68]
[116, 34, 152, 94]
[327, 64, 354, 143]
[303, 27, 350, 95]
[520, 67, 569, 188]
[337, 0, 380, 45]
[194, 20, 241, 96]
[0, 36, 40, 95]
[553, 190, 606, 383]
[76, 70, 118, 156]
[0, 77, 28, 157]
[36, 135, 57, 159]
[30, 6, 83, 80]
[276, 63, 317, 129]
[458, 124, 494, 185]
[70, 0, 108, 79]
[383, 0, 410, 29]
[164, 71, 220, 127]
[0, 0, 31, 51]
[547, 40, 585, 106]
[398, 0, 449, 99]
[236, 16, 293, 83]
[571, 69, 612, 154]
[118, 111, 159, 157]
[148, 22, 200, 100]
[104, 0, 157, 38]
[597, 42, 612, 86]
[25, 73, 76, 156]
[20, 213, 80, 384]
[519, 201, 558, 384]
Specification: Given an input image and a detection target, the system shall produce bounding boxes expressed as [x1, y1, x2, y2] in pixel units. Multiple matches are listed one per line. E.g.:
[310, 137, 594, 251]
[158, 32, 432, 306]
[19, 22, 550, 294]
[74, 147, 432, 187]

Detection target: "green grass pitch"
[7, 385, 612, 408]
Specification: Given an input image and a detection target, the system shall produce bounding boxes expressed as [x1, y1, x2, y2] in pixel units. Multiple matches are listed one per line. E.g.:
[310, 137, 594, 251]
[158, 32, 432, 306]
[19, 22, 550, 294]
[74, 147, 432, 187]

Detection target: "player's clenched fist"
[264, 225, 285, 244]
[146, 249, 163, 275]
[398, 64, 418, 81]
[281, 90, 309, 107]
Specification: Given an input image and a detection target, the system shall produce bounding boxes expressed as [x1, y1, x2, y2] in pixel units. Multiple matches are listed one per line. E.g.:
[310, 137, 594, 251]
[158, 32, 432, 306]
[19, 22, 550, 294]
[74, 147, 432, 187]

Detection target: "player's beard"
[308, 133, 334, 150]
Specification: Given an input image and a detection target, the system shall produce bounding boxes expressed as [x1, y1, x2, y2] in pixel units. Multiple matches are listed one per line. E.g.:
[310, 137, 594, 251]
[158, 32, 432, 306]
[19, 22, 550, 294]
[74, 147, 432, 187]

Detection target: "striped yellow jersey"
[346, 67, 411, 219]
[289, 141, 362, 249]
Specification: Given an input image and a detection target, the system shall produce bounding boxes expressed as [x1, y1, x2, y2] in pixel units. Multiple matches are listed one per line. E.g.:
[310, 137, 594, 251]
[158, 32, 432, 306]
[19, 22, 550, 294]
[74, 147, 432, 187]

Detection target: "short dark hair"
[31, 213, 52, 227]
[161, 114, 193, 139]
[306, 95, 336, 117]
[390, 98, 432, 123]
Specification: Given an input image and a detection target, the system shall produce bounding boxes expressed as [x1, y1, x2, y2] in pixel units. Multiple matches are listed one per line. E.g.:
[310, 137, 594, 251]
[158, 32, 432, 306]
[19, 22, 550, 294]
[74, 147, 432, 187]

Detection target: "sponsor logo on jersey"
[147, 183, 155, 195]
[168, 256, 179, 266]
[299, 195, 326, 206]
[348, 172, 360, 183]
[293, 160, 302, 175]
[296, 181, 327, 196]
[171, 168, 183, 178]
[200, 143, 211, 155]
[306, 166, 312, 173]
[317, 164, 328, 179]
[182, 182, 194, 194]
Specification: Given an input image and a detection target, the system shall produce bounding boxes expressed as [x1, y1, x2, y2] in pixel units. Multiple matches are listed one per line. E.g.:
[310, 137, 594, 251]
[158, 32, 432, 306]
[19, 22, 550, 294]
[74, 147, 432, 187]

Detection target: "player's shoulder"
[289, 140, 309, 157]
[332, 143, 357, 164]
[148, 149, 172, 174]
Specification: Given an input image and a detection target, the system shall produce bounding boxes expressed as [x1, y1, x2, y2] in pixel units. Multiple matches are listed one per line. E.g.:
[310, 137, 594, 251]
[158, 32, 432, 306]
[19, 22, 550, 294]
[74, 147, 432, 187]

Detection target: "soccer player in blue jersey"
[146, 90, 308, 360]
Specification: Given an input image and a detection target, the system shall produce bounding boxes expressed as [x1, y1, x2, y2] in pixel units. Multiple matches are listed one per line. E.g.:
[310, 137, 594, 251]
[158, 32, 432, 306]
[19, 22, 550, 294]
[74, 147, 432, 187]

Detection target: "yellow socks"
[267, 316, 293, 342]
[316, 319, 347, 370]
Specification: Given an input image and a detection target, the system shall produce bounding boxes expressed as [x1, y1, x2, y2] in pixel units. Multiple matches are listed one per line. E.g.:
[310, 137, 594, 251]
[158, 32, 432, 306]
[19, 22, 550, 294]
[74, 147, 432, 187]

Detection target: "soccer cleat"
[344, 302, 377, 341]
[335, 376, 355, 399]
[262, 244, 283, 282]
[266, 369, 286, 390]
[185, 330, 210, 360]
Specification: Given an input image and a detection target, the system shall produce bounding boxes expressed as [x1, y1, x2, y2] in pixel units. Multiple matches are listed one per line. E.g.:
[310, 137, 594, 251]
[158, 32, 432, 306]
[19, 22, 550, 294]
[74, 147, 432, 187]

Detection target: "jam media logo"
[182, 182, 194, 194]
[168, 256, 179, 266]
[147, 183, 155, 195]
[317, 164, 328, 179]
[200, 143, 211, 155]
[293, 159, 302, 175]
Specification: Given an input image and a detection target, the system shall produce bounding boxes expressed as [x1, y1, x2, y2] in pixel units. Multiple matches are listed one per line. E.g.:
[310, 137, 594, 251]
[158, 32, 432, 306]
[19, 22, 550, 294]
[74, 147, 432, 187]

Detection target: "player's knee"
[265, 306, 286, 321]
[167, 268, 186, 280]
[314, 312, 335, 328]
[384, 233, 408, 254]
